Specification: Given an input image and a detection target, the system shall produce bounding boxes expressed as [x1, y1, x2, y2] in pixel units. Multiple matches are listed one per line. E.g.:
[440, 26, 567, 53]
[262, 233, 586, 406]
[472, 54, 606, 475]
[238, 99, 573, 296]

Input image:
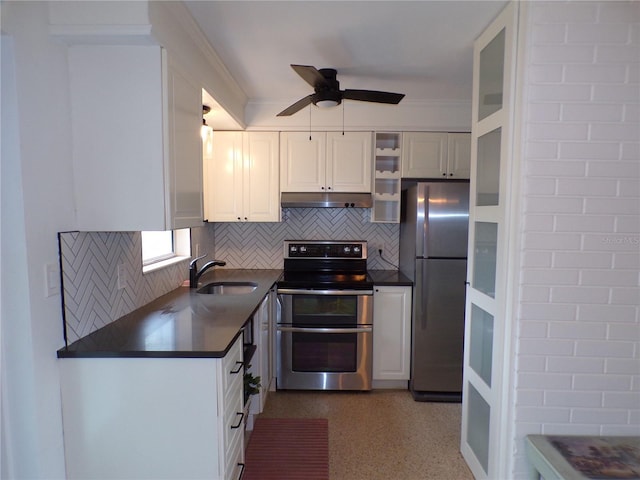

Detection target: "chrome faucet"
[189, 254, 226, 288]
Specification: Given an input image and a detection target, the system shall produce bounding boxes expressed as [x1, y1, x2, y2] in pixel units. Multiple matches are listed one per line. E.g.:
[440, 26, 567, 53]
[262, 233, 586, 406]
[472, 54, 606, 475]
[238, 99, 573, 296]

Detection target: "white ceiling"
[186, 0, 507, 125]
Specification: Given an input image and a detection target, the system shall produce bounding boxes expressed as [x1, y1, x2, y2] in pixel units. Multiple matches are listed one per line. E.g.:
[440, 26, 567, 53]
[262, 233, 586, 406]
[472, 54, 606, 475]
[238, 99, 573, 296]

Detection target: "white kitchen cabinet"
[447, 133, 472, 179]
[401, 132, 471, 179]
[58, 336, 245, 480]
[204, 131, 280, 222]
[220, 337, 245, 480]
[248, 294, 271, 423]
[68, 45, 203, 231]
[373, 285, 412, 381]
[280, 131, 372, 193]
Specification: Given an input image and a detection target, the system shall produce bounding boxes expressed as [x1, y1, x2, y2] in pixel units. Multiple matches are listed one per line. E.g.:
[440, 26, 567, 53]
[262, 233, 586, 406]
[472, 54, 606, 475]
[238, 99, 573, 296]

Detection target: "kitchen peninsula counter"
[57, 269, 282, 359]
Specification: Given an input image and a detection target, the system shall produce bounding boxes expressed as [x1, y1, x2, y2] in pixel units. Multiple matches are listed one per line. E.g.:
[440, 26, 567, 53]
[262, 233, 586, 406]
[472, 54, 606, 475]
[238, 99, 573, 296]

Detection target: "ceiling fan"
[276, 64, 405, 117]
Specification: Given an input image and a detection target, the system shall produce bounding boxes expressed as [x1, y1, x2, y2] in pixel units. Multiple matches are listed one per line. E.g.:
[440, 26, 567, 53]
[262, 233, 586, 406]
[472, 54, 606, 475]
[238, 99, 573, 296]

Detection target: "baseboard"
[372, 379, 409, 389]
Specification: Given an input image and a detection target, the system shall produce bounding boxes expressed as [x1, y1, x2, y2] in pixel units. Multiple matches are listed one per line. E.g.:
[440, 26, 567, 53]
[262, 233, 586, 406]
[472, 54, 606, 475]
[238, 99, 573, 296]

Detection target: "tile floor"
[257, 389, 474, 480]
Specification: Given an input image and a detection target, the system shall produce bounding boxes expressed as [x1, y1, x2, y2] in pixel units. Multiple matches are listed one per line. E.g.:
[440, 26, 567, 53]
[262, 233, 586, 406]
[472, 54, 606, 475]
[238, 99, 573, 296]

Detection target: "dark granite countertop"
[57, 269, 282, 359]
[368, 270, 413, 286]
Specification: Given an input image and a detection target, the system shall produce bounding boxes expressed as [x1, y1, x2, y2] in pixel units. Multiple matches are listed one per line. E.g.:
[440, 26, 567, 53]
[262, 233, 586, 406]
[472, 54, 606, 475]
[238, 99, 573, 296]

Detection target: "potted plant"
[244, 367, 261, 404]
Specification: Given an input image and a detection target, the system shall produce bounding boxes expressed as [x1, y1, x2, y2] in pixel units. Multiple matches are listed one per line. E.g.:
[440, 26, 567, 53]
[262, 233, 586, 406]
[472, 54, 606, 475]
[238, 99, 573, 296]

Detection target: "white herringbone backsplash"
[59, 210, 399, 344]
[213, 208, 399, 270]
[59, 231, 189, 344]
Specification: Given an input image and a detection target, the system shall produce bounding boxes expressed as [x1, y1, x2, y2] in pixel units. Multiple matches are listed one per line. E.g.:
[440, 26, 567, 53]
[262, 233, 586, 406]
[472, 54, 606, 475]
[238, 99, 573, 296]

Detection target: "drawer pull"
[230, 361, 244, 374]
[230, 412, 244, 429]
[236, 462, 245, 480]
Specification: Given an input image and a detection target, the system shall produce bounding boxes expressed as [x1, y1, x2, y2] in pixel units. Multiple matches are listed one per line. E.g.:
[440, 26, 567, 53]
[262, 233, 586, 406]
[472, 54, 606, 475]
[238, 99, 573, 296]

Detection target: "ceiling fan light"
[315, 99, 339, 108]
[313, 90, 342, 109]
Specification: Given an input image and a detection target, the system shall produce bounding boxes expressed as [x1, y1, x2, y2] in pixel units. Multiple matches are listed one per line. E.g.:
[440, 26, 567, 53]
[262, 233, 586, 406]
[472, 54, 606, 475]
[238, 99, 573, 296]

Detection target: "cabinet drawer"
[221, 336, 243, 392]
[224, 371, 243, 413]
[225, 433, 245, 480]
[223, 372, 243, 425]
[223, 412, 244, 459]
[225, 411, 244, 467]
[223, 374, 244, 434]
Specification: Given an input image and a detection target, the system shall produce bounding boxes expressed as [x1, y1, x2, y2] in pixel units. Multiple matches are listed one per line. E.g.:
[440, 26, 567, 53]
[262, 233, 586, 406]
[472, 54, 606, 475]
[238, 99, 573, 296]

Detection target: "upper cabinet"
[402, 132, 471, 179]
[280, 131, 372, 193]
[50, 1, 250, 232]
[204, 131, 280, 222]
[68, 46, 203, 231]
[166, 55, 206, 229]
[447, 133, 472, 179]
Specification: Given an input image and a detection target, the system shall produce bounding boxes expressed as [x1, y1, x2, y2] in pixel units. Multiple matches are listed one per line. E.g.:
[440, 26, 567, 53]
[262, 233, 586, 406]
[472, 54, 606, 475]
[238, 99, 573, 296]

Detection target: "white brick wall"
[513, 1, 639, 477]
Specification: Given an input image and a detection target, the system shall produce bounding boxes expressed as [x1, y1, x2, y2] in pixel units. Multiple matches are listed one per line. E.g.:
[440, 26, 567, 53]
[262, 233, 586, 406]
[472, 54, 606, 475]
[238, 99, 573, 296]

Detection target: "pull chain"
[342, 101, 345, 135]
[309, 103, 312, 141]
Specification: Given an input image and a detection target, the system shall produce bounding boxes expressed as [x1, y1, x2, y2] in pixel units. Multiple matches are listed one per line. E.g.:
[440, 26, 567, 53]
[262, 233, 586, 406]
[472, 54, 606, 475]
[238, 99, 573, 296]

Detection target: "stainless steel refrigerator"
[399, 182, 469, 402]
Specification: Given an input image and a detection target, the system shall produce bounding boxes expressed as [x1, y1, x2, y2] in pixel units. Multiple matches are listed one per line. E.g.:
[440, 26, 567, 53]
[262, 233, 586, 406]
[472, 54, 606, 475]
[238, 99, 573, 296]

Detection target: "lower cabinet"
[59, 336, 245, 480]
[373, 285, 412, 381]
[249, 295, 271, 415]
[247, 294, 271, 427]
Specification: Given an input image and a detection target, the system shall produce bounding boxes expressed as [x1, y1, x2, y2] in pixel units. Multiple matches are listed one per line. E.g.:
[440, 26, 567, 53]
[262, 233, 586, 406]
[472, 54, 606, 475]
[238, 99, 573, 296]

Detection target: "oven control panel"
[284, 240, 367, 259]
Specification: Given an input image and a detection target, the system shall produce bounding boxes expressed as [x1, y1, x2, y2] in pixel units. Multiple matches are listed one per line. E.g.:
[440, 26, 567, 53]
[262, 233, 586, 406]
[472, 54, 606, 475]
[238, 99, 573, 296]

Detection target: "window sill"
[143, 255, 190, 275]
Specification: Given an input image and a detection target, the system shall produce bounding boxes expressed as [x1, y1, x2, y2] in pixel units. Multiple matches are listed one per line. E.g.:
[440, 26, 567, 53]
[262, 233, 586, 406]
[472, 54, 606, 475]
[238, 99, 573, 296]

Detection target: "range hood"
[281, 192, 373, 208]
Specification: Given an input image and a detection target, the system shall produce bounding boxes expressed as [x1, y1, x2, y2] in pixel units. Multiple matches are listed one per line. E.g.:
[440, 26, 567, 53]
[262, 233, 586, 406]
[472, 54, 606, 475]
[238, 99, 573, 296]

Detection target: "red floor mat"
[243, 418, 329, 480]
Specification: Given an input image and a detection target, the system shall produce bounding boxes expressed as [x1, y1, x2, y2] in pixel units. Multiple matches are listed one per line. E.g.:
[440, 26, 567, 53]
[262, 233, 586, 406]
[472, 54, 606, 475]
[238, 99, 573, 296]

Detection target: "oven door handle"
[277, 288, 373, 296]
[277, 326, 372, 334]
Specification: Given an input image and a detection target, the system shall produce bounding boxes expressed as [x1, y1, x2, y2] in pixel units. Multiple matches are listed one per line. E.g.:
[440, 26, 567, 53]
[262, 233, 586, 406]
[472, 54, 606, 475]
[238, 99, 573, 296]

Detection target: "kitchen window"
[142, 228, 191, 273]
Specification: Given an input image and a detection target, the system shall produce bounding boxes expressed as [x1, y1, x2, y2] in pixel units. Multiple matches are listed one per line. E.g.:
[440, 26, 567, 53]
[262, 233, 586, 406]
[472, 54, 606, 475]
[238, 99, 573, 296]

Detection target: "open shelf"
[371, 132, 402, 223]
[243, 344, 257, 367]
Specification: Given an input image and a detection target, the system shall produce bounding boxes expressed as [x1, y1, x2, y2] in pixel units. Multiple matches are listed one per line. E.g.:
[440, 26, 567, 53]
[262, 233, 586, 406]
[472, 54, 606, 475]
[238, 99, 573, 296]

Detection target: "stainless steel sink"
[196, 282, 258, 295]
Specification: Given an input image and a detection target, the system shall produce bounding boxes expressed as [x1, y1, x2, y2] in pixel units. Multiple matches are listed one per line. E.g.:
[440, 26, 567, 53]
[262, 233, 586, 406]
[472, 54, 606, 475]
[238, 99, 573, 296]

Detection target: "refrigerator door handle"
[417, 183, 429, 258]
[421, 262, 429, 330]
[415, 260, 429, 331]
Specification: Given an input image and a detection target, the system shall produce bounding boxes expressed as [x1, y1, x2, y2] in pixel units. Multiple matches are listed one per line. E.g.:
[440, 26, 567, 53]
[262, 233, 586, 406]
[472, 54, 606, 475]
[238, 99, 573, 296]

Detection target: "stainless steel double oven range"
[276, 240, 373, 391]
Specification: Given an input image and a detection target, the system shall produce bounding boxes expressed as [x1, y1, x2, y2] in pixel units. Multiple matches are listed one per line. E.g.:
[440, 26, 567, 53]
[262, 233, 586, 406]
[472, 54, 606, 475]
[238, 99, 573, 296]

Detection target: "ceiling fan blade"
[276, 94, 314, 117]
[343, 89, 405, 104]
[291, 65, 331, 90]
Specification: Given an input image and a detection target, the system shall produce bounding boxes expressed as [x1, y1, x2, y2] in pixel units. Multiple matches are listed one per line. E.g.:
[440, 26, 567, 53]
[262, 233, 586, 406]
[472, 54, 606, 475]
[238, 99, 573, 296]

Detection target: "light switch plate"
[45, 262, 60, 297]
[117, 264, 126, 290]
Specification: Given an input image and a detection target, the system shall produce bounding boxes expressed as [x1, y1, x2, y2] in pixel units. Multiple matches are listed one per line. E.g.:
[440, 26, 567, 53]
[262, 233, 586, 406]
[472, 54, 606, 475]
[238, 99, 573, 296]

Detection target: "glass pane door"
[461, 3, 519, 479]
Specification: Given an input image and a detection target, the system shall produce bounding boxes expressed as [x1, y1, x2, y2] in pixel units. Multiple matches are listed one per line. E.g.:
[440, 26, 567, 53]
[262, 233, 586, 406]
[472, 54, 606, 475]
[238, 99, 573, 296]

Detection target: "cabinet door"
[206, 132, 243, 222]
[326, 132, 372, 192]
[60, 358, 221, 479]
[447, 133, 471, 179]
[249, 295, 270, 416]
[69, 45, 166, 231]
[280, 131, 326, 192]
[401, 132, 448, 178]
[244, 132, 280, 222]
[69, 46, 203, 231]
[165, 53, 204, 229]
[372, 286, 412, 381]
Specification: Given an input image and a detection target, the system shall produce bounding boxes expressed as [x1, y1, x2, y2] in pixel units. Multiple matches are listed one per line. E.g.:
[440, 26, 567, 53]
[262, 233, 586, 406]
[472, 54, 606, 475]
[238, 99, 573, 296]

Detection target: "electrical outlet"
[44, 262, 60, 297]
[117, 264, 126, 290]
